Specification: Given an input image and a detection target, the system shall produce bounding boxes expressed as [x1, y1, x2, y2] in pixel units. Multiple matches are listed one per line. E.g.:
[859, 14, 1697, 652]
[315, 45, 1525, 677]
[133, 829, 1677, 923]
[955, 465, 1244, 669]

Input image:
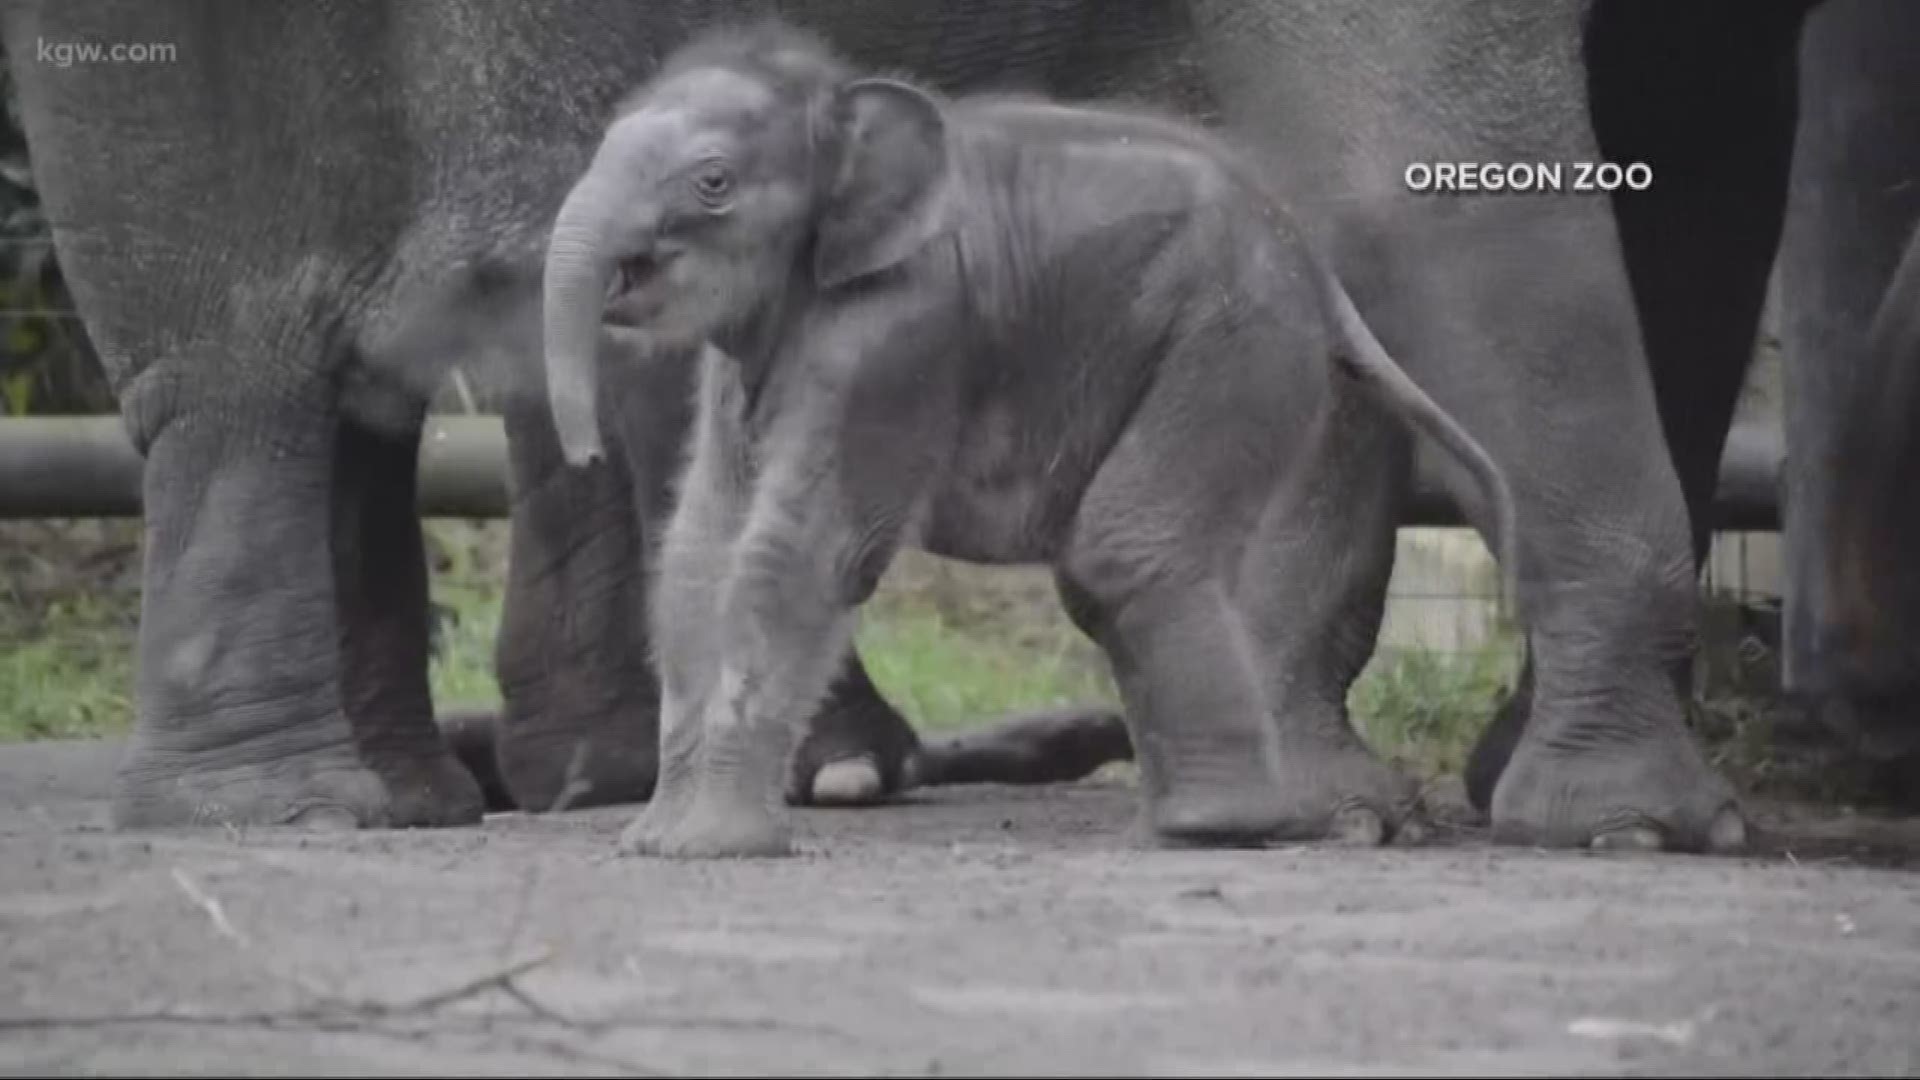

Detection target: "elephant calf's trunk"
[542, 178, 621, 467]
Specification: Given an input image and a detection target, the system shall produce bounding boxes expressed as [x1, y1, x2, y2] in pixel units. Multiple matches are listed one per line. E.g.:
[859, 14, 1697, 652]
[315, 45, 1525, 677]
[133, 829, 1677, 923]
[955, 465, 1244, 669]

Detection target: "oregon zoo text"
[1403, 161, 1652, 194]
[35, 37, 178, 67]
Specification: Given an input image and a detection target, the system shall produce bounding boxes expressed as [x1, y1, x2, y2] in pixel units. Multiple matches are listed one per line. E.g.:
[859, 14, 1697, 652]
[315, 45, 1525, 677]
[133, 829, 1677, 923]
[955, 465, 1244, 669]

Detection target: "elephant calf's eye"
[691, 162, 734, 207]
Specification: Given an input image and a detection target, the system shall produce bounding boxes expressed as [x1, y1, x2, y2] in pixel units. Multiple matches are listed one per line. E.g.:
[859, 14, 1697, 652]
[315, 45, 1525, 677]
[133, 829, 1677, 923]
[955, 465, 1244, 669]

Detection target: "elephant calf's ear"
[813, 78, 951, 291]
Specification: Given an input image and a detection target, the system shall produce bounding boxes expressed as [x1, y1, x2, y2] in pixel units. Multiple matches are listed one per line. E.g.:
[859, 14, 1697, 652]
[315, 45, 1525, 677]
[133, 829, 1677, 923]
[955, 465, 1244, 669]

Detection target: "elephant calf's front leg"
[615, 456, 743, 854]
[625, 398, 902, 859]
[629, 518, 873, 859]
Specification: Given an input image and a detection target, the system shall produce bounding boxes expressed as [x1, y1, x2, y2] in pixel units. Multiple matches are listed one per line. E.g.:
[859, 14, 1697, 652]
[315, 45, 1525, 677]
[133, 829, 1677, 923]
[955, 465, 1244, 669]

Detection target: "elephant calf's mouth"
[603, 253, 668, 327]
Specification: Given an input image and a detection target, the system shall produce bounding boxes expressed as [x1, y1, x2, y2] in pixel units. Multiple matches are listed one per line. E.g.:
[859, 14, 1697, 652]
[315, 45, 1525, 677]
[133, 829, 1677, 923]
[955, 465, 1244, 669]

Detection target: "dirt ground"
[3, 739, 1918, 1077]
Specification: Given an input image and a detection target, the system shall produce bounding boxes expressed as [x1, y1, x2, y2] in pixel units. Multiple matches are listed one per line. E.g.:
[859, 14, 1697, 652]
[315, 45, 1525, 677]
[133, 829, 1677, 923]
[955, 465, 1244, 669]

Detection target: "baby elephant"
[541, 21, 1517, 858]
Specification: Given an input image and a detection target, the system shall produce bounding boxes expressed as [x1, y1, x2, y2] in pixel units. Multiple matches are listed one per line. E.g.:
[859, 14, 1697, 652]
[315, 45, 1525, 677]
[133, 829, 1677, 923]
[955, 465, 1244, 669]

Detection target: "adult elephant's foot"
[112, 738, 392, 830]
[494, 715, 659, 813]
[437, 707, 515, 811]
[358, 733, 485, 828]
[1267, 737, 1425, 846]
[1490, 715, 1747, 853]
[785, 661, 921, 808]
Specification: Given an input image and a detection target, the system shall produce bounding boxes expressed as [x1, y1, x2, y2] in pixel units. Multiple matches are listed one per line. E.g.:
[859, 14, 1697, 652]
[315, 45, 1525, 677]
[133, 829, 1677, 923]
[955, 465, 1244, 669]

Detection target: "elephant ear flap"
[813, 78, 952, 291]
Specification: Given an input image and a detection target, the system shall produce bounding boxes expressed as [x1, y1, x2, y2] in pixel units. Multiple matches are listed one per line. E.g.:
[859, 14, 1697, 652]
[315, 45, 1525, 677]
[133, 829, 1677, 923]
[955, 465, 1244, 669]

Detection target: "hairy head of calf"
[543, 21, 952, 465]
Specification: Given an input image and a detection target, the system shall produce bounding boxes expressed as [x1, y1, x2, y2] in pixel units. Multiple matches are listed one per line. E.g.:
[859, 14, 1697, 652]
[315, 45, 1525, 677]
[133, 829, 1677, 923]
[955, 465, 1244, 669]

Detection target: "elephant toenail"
[1391, 815, 1431, 847]
[1707, 806, 1748, 854]
[810, 756, 884, 807]
[1331, 807, 1387, 846]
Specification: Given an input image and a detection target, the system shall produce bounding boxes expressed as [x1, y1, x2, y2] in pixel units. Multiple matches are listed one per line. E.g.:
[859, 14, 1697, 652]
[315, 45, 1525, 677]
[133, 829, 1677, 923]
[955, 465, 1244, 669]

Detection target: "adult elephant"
[1465, 0, 1920, 814]
[3, 0, 1739, 852]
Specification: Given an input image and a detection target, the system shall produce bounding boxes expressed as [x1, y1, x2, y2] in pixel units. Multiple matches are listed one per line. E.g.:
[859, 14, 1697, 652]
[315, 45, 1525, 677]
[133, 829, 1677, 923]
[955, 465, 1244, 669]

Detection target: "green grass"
[0, 582, 512, 742]
[1350, 641, 1521, 778]
[426, 579, 507, 710]
[853, 602, 1119, 733]
[0, 592, 136, 741]
[1, 535, 1526, 784]
[7, 524, 1894, 813]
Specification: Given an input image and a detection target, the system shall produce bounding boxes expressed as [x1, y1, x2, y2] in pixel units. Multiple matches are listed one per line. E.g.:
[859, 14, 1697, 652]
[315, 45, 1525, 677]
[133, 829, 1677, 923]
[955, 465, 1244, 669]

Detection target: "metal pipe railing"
[0, 416, 1786, 528]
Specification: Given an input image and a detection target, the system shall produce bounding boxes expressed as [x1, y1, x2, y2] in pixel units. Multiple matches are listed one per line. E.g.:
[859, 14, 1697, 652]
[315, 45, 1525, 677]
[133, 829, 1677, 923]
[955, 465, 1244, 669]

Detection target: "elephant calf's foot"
[1491, 725, 1747, 853]
[359, 736, 485, 828]
[112, 741, 392, 830]
[619, 787, 792, 859]
[1138, 752, 1292, 848]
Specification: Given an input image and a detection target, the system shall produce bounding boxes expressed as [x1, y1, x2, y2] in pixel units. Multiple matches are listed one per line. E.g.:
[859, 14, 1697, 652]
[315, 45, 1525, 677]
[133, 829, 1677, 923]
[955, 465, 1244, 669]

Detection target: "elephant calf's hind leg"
[1239, 396, 1423, 845]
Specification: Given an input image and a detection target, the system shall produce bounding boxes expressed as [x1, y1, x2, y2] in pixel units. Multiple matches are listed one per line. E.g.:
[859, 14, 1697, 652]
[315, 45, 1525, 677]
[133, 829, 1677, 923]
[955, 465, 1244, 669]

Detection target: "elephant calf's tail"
[1312, 260, 1522, 619]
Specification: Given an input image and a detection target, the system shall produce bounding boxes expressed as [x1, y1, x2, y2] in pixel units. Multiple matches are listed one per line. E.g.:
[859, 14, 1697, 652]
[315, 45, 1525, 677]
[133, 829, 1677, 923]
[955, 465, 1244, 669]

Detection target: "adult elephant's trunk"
[543, 172, 620, 467]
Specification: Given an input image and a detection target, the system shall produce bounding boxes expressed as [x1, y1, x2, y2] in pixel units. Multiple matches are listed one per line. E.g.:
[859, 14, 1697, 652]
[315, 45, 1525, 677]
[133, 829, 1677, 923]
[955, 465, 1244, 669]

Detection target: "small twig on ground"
[394, 952, 557, 1015]
[498, 981, 581, 1027]
[0, 951, 559, 1033]
[171, 868, 248, 947]
[0, 1006, 669, 1078]
[2, 978, 853, 1043]
[161, 865, 570, 1026]
[18, 859, 853, 1072]
[169, 865, 343, 1004]
[487, 858, 550, 1025]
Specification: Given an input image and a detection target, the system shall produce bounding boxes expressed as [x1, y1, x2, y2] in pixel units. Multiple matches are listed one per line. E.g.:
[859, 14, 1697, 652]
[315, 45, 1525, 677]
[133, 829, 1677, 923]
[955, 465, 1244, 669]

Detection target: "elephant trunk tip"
[561, 432, 605, 469]
[548, 376, 607, 468]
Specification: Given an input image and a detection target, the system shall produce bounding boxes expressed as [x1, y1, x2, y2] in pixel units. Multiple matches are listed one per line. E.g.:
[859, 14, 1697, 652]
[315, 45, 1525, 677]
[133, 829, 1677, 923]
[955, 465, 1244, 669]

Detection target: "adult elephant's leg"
[1193, 1, 1744, 851]
[1404, 211, 1744, 853]
[113, 381, 389, 829]
[1778, 0, 1920, 769]
[1463, 1, 1811, 812]
[493, 389, 660, 813]
[331, 409, 484, 827]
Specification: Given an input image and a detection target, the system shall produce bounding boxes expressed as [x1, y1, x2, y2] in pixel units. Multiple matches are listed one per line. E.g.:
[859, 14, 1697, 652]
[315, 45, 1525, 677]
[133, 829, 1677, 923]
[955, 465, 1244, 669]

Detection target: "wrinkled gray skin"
[5, 0, 1762, 853]
[1465, 0, 1920, 813]
[539, 26, 1527, 857]
[1, 0, 1182, 829]
[1774, 0, 1920, 781]
[1824, 222, 1920, 778]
